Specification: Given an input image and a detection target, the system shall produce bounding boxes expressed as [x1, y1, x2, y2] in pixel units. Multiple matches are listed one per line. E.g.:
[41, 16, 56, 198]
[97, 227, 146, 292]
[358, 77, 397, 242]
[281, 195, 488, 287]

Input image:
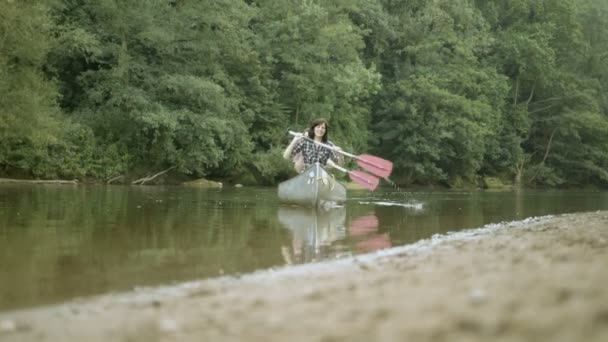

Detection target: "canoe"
[278, 163, 346, 208]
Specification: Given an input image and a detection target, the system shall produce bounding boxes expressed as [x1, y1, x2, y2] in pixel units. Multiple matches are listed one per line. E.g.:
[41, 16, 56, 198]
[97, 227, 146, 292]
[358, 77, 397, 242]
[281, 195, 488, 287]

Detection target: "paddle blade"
[356, 155, 393, 178]
[349, 171, 380, 192]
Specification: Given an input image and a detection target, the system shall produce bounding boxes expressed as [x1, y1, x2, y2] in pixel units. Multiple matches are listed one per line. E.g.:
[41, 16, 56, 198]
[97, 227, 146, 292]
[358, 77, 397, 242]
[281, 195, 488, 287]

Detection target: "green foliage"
[247, 147, 294, 186]
[252, 0, 381, 144]
[0, 1, 64, 177]
[45, 0, 259, 178]
[471, 0, 608, 187]
[371, 0, 508, 184]
[1, 0, 607, 188]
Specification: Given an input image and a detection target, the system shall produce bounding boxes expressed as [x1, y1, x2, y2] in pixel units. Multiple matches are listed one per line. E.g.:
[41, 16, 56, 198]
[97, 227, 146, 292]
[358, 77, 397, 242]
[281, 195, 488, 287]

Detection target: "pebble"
[0, 320, 17, 333]
[469, 288, 488, 305]
[158, 318, 179, 334]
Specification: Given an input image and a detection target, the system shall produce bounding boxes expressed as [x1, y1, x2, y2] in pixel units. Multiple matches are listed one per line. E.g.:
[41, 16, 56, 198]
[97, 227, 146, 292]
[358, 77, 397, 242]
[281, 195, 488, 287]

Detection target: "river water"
[0, 184, 606, 311]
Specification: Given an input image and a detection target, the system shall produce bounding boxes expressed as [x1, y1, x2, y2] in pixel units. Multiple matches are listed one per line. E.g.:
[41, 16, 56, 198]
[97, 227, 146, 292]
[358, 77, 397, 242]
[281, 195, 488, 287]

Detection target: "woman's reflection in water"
[278, 207, 391, 265]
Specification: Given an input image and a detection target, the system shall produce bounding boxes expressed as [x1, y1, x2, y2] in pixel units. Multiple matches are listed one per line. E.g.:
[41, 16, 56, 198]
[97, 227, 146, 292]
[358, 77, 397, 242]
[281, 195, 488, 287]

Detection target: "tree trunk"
[541, 127, 558, 165]
[514, 161, 524, 189]
[529, 127, 558, 183]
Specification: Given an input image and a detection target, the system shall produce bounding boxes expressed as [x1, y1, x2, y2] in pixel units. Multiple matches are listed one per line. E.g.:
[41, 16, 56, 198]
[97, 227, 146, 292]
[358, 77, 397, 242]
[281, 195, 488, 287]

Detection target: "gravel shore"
[1, 211, 607, 342]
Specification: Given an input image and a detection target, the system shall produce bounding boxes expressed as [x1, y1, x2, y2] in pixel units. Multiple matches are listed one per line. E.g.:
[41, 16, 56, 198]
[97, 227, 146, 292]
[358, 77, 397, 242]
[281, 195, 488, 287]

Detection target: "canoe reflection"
[278, 207, 347, 264]
[278, 207, 391, 264]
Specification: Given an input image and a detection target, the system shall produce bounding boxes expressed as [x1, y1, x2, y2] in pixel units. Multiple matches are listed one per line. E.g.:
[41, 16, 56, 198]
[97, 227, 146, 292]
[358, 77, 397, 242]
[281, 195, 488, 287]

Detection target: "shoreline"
[1, 211, 607, 341]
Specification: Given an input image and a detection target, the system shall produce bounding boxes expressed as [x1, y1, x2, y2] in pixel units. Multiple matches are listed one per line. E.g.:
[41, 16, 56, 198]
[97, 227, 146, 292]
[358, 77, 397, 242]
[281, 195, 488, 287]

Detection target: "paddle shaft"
[326, 160, 348, 173]
[287, 130, 393, 178]
[288, 131, 356, 158]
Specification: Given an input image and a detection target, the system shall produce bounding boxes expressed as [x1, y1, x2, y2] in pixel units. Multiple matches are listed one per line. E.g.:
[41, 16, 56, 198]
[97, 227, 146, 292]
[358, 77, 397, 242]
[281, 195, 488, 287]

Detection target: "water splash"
[383, 177, 400, 191]
[375, 177, 410, 198]
[370, 177, 426, 210]
[358, 201, 424, 210]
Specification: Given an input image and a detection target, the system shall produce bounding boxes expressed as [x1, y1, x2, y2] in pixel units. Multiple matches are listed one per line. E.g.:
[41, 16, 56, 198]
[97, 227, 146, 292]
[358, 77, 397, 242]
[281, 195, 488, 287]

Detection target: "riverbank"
[1, 211, 607, 342]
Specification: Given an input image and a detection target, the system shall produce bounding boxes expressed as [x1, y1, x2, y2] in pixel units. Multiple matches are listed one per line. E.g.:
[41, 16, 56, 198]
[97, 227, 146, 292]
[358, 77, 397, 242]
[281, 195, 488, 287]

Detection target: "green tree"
[49, 0, 258, 179]
[370, 0, 507, 184]
[0, 1, 69, 178]
[252, 0, 381, 149]
[477, 0, 608, 187]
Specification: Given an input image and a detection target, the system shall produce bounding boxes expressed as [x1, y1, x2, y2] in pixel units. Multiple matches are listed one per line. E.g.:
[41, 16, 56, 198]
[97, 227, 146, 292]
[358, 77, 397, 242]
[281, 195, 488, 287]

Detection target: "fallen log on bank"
[131, 167, 175, 185]
[0, 178, 78, 185]
[106, 175, 124, 184]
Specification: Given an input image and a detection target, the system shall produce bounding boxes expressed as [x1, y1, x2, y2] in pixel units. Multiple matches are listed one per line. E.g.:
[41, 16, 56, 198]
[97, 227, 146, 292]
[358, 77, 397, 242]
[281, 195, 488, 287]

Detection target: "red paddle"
[328, 161, 380, 192]
[288, 131, 393, 178]
[351, 154, 393, 179]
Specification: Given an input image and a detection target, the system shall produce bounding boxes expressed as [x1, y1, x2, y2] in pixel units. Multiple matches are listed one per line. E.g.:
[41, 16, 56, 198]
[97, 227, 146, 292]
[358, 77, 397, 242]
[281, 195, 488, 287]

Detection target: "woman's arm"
[283, 135, 303, 160]
[329, 144, 344, 165]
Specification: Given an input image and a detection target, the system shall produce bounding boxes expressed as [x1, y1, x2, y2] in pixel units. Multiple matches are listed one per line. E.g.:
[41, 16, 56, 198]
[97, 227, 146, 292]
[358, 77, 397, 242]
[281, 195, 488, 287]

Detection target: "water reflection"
[1, 185, 606, 311]
[349, 214, 392, 253]
[278, 207, 392, 264]
[278, 207, 347, 264]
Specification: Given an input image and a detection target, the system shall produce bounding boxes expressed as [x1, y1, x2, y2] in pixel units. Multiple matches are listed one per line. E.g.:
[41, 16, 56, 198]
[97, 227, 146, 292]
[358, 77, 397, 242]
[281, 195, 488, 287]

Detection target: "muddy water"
[0, 184, 606, 310]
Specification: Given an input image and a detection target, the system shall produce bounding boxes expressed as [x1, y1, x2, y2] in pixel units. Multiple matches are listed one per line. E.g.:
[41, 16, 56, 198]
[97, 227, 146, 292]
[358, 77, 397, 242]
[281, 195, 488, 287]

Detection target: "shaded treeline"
[1, 0, 607, 187]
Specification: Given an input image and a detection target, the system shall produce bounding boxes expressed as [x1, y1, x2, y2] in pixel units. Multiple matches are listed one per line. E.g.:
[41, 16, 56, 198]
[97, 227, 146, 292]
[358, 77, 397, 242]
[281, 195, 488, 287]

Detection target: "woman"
[283, 118, 343, 173]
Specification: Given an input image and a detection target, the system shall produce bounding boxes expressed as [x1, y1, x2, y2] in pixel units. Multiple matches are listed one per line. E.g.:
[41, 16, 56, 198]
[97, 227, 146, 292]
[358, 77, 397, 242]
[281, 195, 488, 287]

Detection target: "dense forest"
[1, 0, 607, 188]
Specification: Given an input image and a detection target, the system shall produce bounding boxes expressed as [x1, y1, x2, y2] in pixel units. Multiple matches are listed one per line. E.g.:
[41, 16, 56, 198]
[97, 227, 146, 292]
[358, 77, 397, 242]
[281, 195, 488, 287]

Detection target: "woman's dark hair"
[306, 118, 330, 142]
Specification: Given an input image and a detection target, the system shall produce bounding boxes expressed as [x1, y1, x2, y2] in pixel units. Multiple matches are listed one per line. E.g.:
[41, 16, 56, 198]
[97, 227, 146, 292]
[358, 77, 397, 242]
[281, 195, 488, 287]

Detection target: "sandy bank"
[1, 211, 607, 342]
